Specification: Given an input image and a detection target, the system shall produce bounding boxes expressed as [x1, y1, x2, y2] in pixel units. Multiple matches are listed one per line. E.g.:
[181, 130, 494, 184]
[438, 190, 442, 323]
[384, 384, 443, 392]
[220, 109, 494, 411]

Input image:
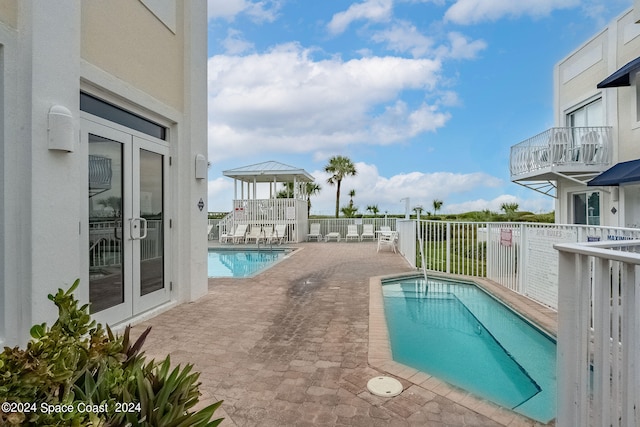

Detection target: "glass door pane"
[139, 149, 164, 296]
[587, 192, 600, 225]
[573, 193, 587, 225]
[88, 135, 125, 313]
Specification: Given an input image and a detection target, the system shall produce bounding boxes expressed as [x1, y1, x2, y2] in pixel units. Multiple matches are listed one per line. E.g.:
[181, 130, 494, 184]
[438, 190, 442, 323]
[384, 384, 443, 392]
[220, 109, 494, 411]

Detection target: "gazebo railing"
[218, 198, 308, 242]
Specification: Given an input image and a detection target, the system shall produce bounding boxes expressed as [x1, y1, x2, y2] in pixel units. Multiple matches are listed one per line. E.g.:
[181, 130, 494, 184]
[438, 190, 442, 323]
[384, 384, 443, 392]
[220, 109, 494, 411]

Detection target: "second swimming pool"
[208, 248, 291, 277]
[382, 276, 556, 423]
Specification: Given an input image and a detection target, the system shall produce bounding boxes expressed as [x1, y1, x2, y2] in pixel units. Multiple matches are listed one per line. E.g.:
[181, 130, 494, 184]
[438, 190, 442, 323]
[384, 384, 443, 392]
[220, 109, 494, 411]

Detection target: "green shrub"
[0, 279, 223, 426]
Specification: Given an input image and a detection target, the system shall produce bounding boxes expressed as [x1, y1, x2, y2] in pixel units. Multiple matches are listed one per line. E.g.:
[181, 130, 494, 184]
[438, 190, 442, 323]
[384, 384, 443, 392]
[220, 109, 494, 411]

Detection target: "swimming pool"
[208, 248, 291, 277]
[382, 276, 556, 423]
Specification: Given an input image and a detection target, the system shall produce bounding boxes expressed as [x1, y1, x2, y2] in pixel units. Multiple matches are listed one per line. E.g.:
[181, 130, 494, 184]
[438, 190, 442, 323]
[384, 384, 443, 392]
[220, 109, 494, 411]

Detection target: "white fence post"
[446, 222, 451, 274]
[556, 249, 590, 426]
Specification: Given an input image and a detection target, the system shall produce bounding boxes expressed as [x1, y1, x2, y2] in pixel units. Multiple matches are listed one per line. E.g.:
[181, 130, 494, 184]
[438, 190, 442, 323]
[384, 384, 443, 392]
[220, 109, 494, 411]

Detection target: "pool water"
[382, 277, 556, 423]
[208, 249, 290, 277]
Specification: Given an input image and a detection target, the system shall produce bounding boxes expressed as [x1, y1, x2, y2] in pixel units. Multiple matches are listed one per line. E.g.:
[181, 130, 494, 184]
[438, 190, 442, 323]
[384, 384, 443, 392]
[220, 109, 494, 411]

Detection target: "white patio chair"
[549, 129, 570, 164]
[379, 226, 392, 236]
[267, 224, 287, 245]
[377, 231, 398, 253]
[244, 225, 265, 244]
[361, 224, 375, 241]
[231, 224, 248, 244]
[345, 224, 359, 241]
[220, 224, 235, 243]
[580, 131, 601, 164]
[308, 223, 322, 241]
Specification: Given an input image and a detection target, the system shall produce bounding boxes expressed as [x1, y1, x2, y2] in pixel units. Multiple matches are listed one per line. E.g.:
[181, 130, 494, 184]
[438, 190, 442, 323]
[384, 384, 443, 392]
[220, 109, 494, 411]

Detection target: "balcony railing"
[510, 126, 612, 179]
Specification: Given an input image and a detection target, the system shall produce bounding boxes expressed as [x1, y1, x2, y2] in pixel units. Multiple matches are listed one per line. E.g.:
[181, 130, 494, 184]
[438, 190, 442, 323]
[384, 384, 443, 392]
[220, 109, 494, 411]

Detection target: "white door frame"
[82, 116, 171, 326]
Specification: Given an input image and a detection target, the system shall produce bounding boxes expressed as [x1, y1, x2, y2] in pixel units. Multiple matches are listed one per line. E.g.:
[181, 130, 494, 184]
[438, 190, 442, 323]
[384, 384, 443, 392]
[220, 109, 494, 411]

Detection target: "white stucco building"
[0, 0, 209, 346]
[511, 1, 640, 228]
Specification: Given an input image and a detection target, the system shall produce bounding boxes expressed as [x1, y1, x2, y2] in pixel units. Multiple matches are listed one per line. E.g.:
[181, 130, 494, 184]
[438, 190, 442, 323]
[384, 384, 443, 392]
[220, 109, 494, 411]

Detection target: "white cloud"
[444, 0, 580, 25]
[371, 21, 435, 58]
[208, 0, 280, 23]
[327, 0, 394, 35]
[221, 29, 254, 55]
[439, 32, 487, 60]
[208, 177, 234, 212]
[208, 44, 449, 162]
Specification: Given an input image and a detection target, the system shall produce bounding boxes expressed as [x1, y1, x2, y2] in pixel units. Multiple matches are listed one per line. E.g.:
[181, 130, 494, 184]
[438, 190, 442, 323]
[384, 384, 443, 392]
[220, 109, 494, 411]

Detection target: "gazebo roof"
[222, 160, 314, 183]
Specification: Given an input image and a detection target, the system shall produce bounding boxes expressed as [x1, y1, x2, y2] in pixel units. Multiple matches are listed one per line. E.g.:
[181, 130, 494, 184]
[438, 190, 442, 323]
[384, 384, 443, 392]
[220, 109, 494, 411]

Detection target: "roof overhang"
[597, 56, 640, 88]
[588, 159, 640, 186]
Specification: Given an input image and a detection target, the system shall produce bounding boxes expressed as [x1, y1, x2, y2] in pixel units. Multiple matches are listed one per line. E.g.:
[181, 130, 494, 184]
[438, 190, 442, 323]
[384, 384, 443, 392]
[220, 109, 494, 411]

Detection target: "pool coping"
[368, 271, 557, 426]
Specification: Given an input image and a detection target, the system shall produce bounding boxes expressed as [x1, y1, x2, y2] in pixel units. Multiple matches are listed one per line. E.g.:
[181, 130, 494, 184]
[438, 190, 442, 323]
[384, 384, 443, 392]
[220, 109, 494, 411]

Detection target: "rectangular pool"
[208, 248, 291, 277]
[382, 276, 556, 423]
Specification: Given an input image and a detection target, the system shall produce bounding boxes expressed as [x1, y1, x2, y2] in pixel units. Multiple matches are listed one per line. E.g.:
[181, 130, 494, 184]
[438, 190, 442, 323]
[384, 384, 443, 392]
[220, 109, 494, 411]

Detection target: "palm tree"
[348, 189, 356, 208]
[275, 182, 295, 199]
[304, 182, 322, 217]
[366, 204, 379, 217]
[276, 181, 322, 217]
[340, 205, 358, 218]
[432, 199, 443, 216]
[324, 155, 357, 218]
[501, 202, 519, 221]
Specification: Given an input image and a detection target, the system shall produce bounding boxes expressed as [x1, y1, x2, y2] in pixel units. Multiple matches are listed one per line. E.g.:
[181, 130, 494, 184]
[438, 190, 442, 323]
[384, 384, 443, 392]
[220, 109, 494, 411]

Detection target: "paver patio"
[131, 242, 553, 426]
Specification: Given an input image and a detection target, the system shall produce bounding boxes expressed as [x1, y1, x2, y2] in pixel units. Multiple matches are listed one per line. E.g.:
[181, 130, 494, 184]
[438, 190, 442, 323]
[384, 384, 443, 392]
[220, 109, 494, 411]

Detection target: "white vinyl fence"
[555, 240, 640, 427]
[411, 220, 640, 310]
[306, 218, 398, 240]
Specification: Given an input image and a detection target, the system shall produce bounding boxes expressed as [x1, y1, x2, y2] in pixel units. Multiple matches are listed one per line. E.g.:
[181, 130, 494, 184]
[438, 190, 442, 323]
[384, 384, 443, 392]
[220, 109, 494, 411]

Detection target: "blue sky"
[207, 0, 632, 215]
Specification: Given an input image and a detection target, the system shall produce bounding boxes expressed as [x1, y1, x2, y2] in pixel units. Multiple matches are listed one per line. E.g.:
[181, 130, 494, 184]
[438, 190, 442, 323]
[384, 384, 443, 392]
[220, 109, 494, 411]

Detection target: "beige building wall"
[553, 7, 640, 226]
[81, 0, 185, 112]
[0, 0, 16, 29]
[556, 31, 608, 124]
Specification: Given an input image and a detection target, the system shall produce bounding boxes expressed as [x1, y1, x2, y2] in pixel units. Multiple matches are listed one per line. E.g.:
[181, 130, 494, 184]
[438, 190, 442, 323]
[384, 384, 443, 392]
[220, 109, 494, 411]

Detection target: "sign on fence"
[500, 229, 513, 247]
[524, 227, 577, 309]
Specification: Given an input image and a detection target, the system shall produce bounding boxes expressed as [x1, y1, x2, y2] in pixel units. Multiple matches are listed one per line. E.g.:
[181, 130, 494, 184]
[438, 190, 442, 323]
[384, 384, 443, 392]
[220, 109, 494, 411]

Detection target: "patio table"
[325, 232, 341, 242]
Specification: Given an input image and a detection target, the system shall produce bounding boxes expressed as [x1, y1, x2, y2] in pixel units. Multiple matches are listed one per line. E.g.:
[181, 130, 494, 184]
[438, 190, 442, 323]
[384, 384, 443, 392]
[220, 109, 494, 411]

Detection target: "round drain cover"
[367, 376, 403, 397]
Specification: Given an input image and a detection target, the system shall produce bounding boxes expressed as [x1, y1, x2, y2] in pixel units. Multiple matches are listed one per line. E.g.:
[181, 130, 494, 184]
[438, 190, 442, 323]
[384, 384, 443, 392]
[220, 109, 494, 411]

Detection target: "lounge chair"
[231, 223, 248, 244]
[244, 225, 265, 244]
[377, 231, 398, 253]
[219, 224, 235, 243]
[345, 224, 359, 241]
[308, 223, 322, 241]
[267, 224, 287, 245]
[360, 224, 375, 241]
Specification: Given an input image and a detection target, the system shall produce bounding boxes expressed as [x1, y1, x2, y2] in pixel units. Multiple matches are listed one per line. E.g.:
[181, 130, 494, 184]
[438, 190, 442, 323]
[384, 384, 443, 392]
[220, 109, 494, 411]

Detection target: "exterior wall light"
[48, 105, 74, 152]
[195, 154, 207, 179]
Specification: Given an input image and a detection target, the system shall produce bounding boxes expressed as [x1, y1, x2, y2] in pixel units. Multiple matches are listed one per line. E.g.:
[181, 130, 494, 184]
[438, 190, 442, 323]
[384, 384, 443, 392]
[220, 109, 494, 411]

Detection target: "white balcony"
[510, 127, 613, 197]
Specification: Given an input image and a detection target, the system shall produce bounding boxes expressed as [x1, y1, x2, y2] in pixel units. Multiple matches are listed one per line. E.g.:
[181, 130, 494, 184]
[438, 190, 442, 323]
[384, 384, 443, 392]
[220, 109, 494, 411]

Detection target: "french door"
[84, 118, 169, 325]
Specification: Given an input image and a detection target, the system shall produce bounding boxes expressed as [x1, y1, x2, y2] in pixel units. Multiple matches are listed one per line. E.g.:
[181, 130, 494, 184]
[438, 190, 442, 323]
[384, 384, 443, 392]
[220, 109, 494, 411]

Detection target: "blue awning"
[588, 159, 640, 186]
[597, 56, 640, 88]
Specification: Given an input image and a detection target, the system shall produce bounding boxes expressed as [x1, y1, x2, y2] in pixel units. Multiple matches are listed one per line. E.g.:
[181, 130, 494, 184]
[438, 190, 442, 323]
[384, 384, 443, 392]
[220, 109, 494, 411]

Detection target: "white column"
[20, 0, 82, 346]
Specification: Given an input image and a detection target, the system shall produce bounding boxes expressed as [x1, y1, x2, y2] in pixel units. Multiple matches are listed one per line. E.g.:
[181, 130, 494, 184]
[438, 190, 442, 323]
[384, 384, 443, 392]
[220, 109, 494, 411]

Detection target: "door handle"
[139, 218, 147, 240]
[129, 218, 148, 240]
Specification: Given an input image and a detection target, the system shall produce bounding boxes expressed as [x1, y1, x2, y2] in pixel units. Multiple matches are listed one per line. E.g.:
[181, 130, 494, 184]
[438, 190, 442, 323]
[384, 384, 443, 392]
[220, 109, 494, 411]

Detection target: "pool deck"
[131, 242, 556, 426]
